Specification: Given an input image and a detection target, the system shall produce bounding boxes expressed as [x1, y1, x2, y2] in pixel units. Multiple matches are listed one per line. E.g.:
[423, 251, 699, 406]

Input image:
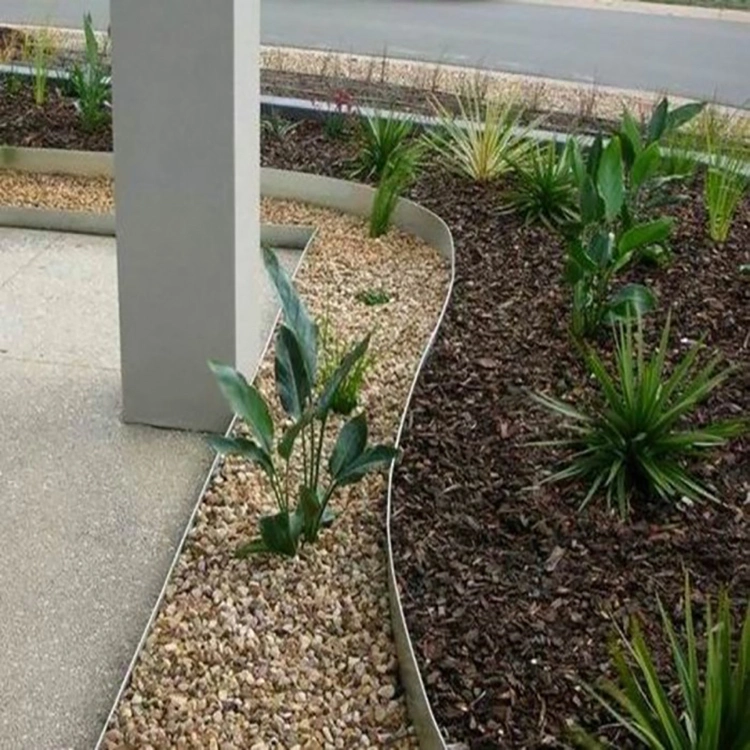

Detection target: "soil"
[259, 122, 750, 748]
[0, 70, 614, 154]
[0, 77, 111, 151]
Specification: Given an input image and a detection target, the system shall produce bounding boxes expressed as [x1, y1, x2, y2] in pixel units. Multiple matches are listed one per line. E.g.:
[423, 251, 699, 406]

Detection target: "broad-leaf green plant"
[351, 114, 415, 182]
[428, 89, 538, 182]
[565, 217, 672, 338]
[208, 248, 398, 557]
[508, 139, 579, 231]
[532, 313, 746, 518]
[70, 13, 111, 132]
[575, 575, 750, 750]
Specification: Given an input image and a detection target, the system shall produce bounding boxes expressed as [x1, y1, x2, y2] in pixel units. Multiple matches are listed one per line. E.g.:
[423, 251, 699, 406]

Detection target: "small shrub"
[261, 110, 301, 140]
[704, 147, 748, 244]
[508, 140, 579, 231]
[208, 248, 397, 558]
[318, 318, 376, 416]
[533, 313, 746, 518]
[575, 576, 750, 750]
[351, 114, 415, 181]
[70, 13, 111, 132]
[428, 87, 537, 182]
[355, 288, 391, 306]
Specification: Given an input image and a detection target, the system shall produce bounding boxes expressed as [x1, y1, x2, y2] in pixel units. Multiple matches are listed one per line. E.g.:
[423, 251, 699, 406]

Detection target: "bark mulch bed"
[0, 77, 112, 151]
[261, 123, 749, 748]
[0, 71, 615, 154]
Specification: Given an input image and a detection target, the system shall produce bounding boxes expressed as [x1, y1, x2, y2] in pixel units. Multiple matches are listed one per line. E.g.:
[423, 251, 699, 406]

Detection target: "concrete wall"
[111, 0, 260, 432]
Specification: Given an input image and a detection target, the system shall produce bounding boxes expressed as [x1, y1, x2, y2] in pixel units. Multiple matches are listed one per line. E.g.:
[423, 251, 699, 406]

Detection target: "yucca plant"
[508, 140, 579, 231]
[208, 248, 398, 558]
[428, 89, 537, 182]
[575, 576, 750, 750]
[351, 114, 415, 181]
[261, 110, 301, 141]
[532, 314, 746, 518]
[704, 147, 748, 244]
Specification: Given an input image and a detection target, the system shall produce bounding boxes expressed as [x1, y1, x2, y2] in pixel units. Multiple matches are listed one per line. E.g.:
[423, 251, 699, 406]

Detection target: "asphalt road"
[2, 0, 749, 106]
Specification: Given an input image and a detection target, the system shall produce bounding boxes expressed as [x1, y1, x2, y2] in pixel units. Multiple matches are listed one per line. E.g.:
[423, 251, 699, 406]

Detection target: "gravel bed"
[98, 197, 450, 748]
[0, 170, 114, 212]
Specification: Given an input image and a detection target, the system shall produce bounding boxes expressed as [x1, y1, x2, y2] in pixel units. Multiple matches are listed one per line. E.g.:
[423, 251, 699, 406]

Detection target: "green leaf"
[208, 361, 274, 453]
[665, 101, 704, 134]
[263, 246, 318, 383]
[620, 109, 643, 164]
[647, 97, 669, 144]
[329, 413, 368, 479]
[316, 335, 371, 417]
[275, 325, 311, 419]
[277, 407, 315, 461]
[597, 137, 625, 222]
[587, 133, 603, 176]
[335, 445, 399, 487]
[588, 231, 614, 268]
[297, 485, 322, 528]
[618, 218, 674, 255]
[259, 510, 301, 557]
[631, 142, 662, 189]
[206, 435, 275, 479]
[580, 173, 603, 224]
[606, 284, 656, 322]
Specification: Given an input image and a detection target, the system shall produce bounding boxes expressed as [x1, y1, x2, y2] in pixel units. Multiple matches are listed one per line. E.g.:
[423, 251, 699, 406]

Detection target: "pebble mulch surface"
[98, 198, 450, 749]
[0, 169, 114, 212]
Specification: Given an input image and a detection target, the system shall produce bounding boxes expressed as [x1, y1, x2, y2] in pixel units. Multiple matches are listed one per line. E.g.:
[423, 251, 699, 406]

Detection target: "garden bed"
[256, 121, 749, 748]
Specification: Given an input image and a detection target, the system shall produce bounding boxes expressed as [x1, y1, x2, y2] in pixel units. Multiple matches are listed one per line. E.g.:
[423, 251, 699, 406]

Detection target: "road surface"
[1, 0, 749, 106]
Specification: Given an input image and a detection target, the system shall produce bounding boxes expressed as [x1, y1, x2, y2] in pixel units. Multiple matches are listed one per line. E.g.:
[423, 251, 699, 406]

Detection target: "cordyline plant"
[574, 575, 750, 750]
[208, 247, 398, 558]
[532, 313, 746, 518]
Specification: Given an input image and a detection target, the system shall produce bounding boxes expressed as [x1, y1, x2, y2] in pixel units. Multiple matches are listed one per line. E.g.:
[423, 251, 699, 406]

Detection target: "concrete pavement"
[0, 227, 298, 749]
[2, 0, 749, 107]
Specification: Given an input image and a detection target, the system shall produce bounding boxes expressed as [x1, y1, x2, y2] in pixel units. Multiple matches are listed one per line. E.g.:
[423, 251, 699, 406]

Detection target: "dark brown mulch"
[0, 67, 615, 153]
[0, 77, 111, 151]
[262, 123, 749, 748]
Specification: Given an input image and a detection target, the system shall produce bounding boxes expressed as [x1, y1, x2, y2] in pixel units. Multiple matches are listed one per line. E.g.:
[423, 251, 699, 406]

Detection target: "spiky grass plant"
[428, 88, 537, 182]
[508, 140, 579, 230]
[576, 576, 750, 750]
[533, 314, 746, 518]
[351, 114, 416, 181]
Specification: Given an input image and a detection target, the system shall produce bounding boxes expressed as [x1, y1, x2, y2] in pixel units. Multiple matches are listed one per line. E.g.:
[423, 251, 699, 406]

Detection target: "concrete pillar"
[111, 0, 260, 432]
